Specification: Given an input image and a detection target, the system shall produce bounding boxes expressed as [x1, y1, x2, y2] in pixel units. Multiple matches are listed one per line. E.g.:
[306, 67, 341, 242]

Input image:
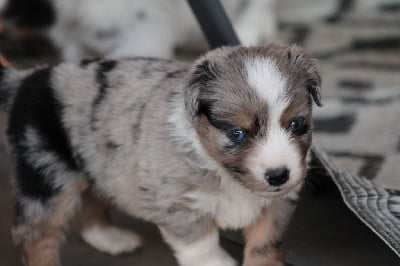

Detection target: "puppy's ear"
[184, 59, 219, 118]
[287, 45, 322, 107]
[299, 53, 322, 107]
[307, 66, 322, 107]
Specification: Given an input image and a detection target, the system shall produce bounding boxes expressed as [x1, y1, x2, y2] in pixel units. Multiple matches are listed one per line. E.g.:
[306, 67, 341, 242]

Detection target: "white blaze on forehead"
[245, 57, 288, 108]
[245, 58, 289, 131]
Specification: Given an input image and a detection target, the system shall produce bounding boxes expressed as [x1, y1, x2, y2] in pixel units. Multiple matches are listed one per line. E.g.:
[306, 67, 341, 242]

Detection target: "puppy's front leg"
[243, 197, 297, 266]
[160, 219, 237, 266]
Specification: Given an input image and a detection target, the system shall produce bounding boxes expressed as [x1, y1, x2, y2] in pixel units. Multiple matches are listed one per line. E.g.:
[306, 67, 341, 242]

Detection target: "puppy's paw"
[81, 225, 142, 255]
[197, 248, 237, 266]
[211, 253, 237, 266]
[179, 246, 237, 266]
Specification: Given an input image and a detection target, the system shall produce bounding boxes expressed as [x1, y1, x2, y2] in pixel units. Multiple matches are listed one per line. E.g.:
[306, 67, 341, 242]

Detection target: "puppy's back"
[3, 57, 189, 177]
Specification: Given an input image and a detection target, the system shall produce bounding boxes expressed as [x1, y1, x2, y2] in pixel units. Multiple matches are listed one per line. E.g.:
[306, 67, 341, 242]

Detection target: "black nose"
[264, 168, 290, 186]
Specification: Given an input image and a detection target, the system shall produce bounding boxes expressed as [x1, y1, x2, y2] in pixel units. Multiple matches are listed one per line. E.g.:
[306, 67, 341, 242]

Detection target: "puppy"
[0, 44, 321, 266]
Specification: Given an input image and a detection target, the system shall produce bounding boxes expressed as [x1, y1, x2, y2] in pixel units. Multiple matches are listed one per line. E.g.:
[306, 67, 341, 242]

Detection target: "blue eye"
[228, 128, 246, 142]
[289, 117, 308, 136]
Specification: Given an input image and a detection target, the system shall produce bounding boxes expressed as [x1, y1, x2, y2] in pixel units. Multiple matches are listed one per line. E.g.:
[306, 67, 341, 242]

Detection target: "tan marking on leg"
[13, 176, 87, 266]
[243, 200, 295, 266]
[20, 233, 62, 266]
[79, 190, 111, 229]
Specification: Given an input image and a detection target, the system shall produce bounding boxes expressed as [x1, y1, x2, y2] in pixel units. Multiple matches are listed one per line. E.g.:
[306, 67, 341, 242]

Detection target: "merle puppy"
[0, 44, 321, 266]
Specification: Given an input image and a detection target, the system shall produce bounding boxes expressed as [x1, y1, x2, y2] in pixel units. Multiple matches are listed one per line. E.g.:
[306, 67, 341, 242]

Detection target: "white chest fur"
[186, 176, 271, 230]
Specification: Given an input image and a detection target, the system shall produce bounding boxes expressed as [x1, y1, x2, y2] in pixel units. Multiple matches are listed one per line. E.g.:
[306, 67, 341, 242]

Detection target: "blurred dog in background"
[0, 0, 276, 60]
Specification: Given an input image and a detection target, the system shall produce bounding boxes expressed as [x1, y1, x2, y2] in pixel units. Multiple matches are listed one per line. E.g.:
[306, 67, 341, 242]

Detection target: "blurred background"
[0, 0, 399, 265]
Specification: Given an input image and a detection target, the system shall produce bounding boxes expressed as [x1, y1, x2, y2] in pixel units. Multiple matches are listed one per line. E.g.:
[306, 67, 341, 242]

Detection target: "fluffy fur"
[0, 44, 321, 266]
[1, 0, 276, 60]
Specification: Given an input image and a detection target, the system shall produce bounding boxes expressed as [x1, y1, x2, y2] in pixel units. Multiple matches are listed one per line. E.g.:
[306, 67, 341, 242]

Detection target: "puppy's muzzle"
[264, 167, 289, 186]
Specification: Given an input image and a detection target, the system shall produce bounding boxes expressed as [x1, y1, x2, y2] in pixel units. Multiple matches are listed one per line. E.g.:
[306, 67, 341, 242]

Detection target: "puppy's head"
[185, 44, 322, 197]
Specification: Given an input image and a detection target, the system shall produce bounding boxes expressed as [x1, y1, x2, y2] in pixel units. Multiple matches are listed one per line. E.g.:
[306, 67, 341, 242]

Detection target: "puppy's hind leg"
[12, 166, 87, 266]
[79, 190, 142, 255]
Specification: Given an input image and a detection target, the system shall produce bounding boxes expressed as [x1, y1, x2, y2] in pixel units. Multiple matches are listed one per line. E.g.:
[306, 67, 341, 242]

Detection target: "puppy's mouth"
[248, 179, 304, 198]
[254, 186, 294, 198]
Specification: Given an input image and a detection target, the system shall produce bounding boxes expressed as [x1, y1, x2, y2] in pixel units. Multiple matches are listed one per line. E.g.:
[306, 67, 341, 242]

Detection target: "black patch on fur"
[8, 68, 76, 202]
[197, 99, 213, 119]
[138, 186, 149, 191]
[329, 151, 384, 179]
[207, 117, 234, 131]
[314, 114, 355, 133]
[197, 99, 236, 131]
[94, 60, 117, 106]
[189, 60, 218, 87]
[106, 141, 120, 150]
[338, 79, 373, 91]
[15, 156, 61, 203]
[308, 85, 322, 107]
[13, 199, 24, 224]
[80, 58, 101, 67]
[131, 102, 147, 145]
[2, 0, 56, 29]
[73, 152, 87, 171]
[166, 91, 179, 103]
[223, 164, 248, 175]
[91, 60, 117, 128]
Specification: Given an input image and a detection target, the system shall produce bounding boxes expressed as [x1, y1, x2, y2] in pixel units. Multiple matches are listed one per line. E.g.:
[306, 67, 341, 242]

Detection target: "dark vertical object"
[187, 0, 240, 48]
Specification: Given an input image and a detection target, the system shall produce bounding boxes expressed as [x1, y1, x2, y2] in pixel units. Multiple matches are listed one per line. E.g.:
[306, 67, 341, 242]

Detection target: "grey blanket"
[277, 0, 400, 257]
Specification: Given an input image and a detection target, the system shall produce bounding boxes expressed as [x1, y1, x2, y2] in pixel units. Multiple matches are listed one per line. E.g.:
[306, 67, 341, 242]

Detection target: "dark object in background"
[187, 0, 240, 48]
[2, 0, 55, 30]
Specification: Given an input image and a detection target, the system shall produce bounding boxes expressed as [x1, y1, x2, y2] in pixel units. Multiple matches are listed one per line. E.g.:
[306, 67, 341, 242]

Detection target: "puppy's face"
[185, 45, 322, 197]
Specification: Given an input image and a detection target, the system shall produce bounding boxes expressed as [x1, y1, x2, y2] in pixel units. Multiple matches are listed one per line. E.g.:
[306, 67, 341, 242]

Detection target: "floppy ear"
[287, 45, 322, 107]
[302, 54, 322, 107]
[184, 59, 219, 118]
[307, 68, 322, 107]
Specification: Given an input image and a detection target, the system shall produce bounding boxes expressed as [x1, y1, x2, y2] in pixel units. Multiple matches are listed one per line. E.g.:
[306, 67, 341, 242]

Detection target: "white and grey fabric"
[276, 0, 400, 257]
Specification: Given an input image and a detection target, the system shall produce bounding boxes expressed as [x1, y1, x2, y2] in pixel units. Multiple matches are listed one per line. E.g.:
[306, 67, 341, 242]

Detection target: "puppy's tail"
[0, 58, 33, 112]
